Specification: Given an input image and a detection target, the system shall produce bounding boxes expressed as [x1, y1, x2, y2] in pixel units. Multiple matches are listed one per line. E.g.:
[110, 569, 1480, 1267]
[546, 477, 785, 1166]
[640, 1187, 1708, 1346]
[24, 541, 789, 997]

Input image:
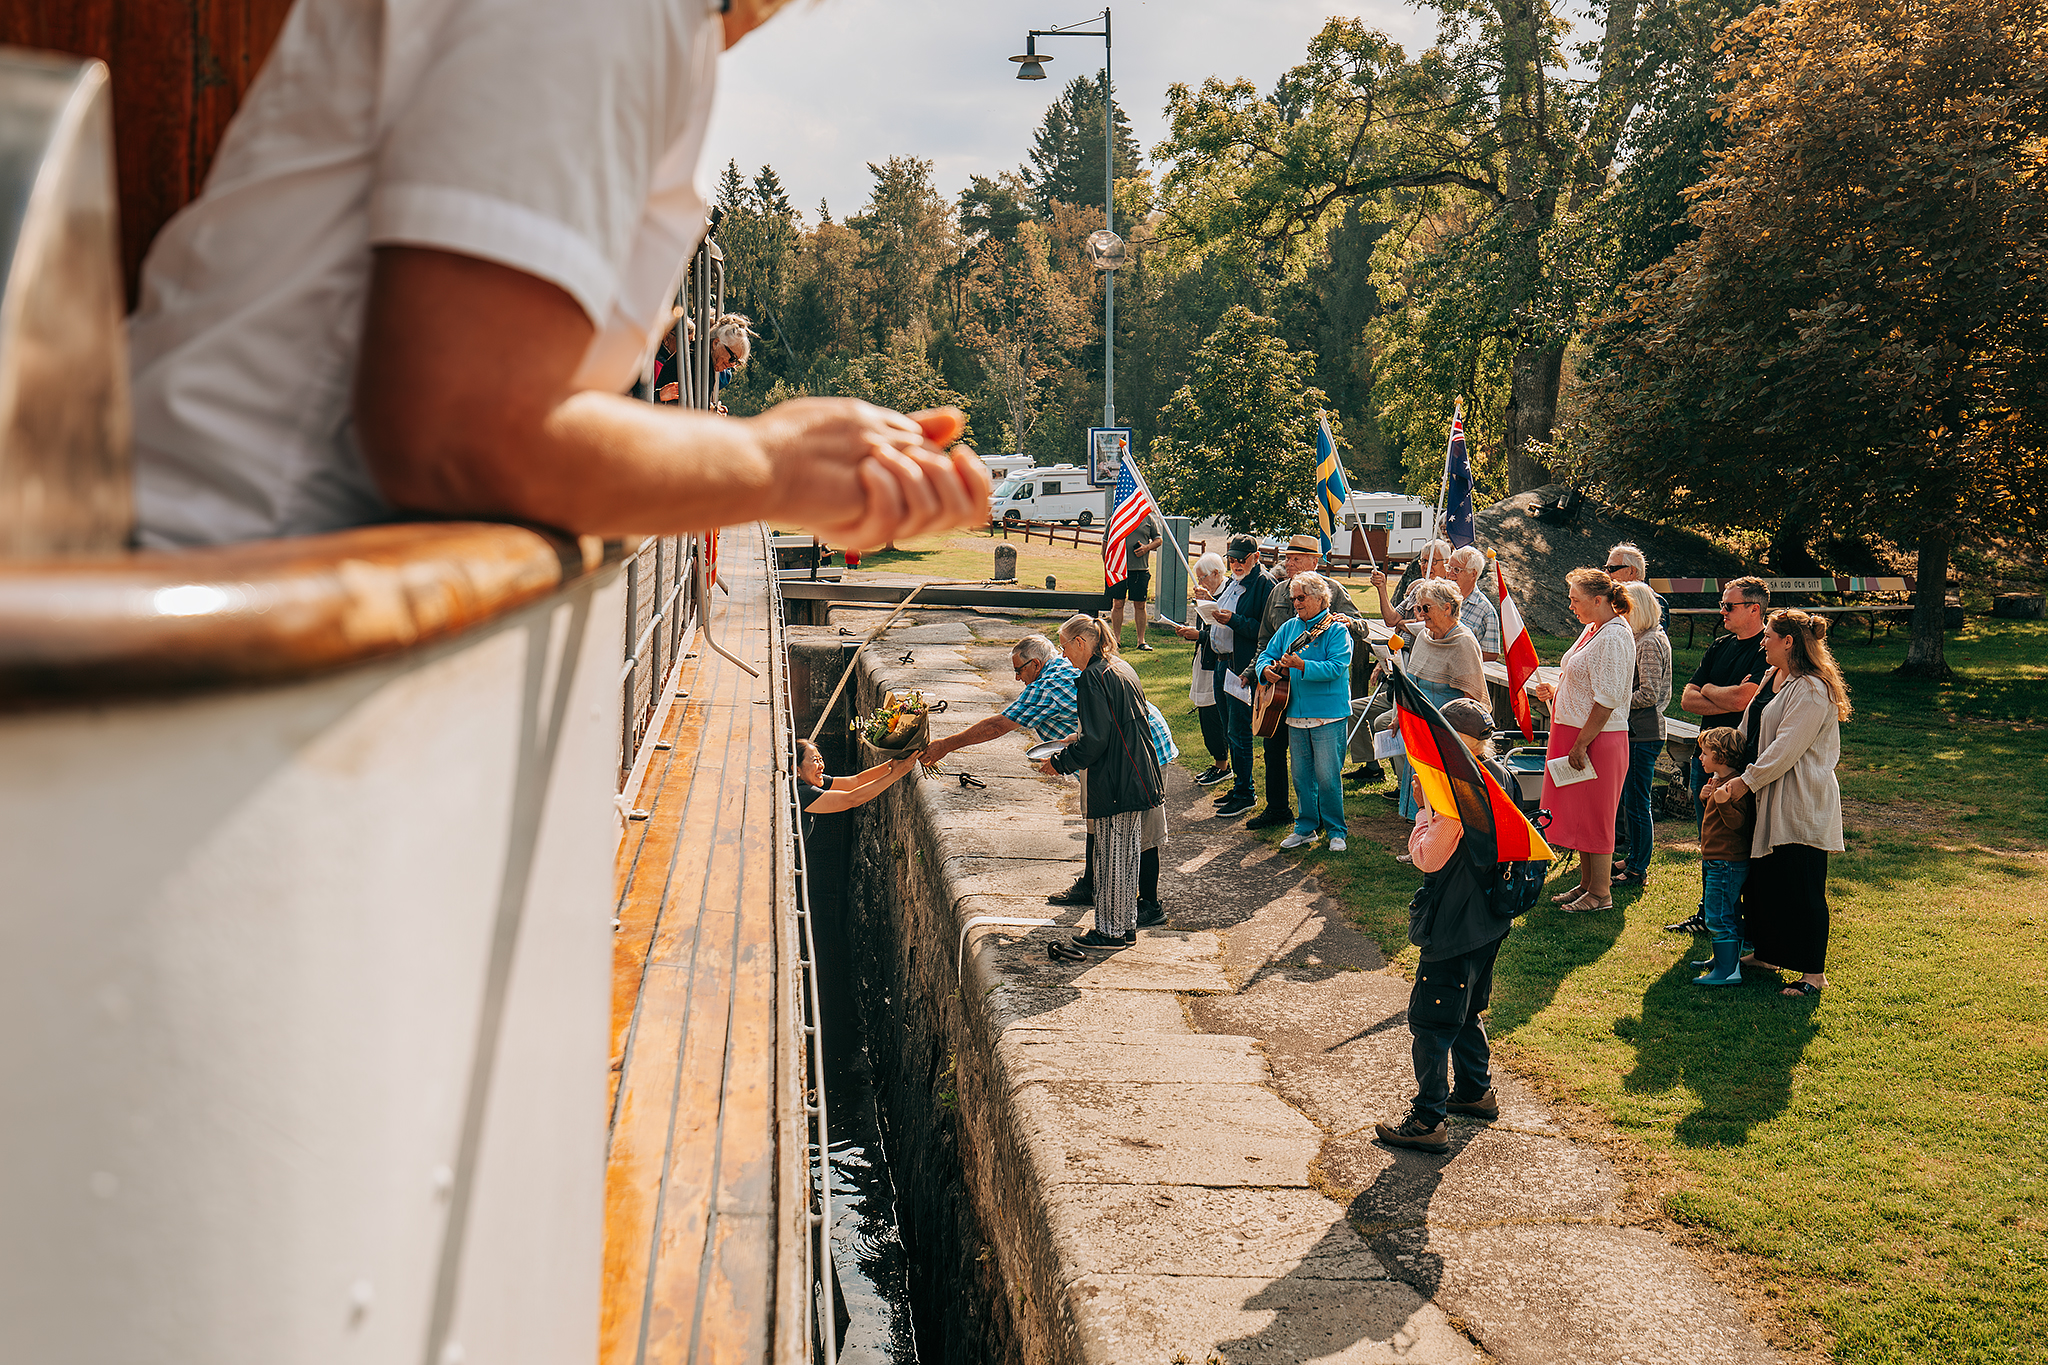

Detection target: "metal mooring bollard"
[994, 544, 1018, 581]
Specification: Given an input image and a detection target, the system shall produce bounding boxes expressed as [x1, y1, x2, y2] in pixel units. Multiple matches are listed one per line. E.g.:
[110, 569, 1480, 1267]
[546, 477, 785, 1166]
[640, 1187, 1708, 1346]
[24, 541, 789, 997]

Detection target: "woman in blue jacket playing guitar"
[1254, 571, 1356, 852]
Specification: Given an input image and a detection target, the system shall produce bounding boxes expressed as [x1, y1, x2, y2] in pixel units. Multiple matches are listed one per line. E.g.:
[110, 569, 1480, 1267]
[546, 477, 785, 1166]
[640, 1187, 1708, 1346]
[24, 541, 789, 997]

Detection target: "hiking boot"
[1047, 880, 1094, 907]
[1446, 1088, 1499, 1120]
[1374, 1113, 1450, 1153]
[1245, 808, 1295, 830]
[1664, 911, 1708, 934]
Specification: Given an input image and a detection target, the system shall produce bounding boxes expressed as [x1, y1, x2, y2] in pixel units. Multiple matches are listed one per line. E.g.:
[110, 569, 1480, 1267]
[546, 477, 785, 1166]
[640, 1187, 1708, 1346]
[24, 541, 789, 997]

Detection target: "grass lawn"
[836, 526, 1111, 591]
[1126, 617, 2048, 1364]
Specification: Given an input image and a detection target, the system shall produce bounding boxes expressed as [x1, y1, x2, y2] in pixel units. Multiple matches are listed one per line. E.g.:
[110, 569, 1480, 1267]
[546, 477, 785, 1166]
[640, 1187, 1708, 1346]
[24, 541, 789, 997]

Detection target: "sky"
[704, 1, 1438, 222]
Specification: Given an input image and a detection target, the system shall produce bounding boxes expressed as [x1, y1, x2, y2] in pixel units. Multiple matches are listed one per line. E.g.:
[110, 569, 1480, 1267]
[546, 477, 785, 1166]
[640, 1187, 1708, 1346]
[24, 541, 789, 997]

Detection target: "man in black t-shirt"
[1669, 575, 1770, 931]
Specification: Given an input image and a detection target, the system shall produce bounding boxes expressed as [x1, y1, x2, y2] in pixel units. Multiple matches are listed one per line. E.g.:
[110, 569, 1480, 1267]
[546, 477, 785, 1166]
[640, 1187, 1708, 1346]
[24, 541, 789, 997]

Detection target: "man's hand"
[749, 401, 988, 549]
[1279, 651, 1306, 672]
[1175, 623, 1200, 641]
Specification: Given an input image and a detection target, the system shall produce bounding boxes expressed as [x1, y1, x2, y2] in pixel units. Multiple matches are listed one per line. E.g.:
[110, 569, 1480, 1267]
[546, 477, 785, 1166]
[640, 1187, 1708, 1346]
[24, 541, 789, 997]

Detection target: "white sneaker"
[1278, 832, 1316, 850]
[1328, 837, 1347, 852]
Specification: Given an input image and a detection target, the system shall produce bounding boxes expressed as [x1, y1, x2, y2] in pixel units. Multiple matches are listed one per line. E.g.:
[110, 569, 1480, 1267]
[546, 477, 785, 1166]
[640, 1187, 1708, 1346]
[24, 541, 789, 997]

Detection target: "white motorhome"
[1337, 492, 1438, 559]
[988, 465, 1106, 525]
[981, 452, 1033, 480]
[1187, 491, 1439, 561]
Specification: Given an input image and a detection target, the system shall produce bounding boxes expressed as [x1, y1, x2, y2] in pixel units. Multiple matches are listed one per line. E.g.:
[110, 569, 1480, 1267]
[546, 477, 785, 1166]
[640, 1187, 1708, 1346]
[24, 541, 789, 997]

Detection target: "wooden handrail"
[0, 521, 615, 705]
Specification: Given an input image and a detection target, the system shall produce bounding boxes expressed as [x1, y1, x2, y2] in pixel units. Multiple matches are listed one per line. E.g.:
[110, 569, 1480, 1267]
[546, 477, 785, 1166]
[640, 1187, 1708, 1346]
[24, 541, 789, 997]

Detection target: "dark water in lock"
[815, 941, 919, 1363]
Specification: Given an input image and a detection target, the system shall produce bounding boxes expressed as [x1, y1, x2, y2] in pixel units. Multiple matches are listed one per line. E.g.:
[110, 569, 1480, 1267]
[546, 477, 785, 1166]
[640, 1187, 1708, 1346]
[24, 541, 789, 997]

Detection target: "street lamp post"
[1011, 9, 1120, 525]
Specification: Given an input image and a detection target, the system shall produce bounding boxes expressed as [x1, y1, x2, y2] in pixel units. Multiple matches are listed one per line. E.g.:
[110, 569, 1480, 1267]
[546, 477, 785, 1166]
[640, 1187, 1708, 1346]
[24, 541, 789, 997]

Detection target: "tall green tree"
[1023, 72, 1142, 213]
[1146, 307, 1333, 534]
[1153, 5, 1738, 493]
[1583, 0, 2048, 678]
[846, 156, 955, 347]
[958, 172, 1034, 245]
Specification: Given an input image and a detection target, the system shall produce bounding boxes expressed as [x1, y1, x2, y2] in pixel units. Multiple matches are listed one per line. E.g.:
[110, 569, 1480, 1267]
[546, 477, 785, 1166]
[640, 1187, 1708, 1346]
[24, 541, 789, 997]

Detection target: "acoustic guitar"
[1250, 618, 1337, 739]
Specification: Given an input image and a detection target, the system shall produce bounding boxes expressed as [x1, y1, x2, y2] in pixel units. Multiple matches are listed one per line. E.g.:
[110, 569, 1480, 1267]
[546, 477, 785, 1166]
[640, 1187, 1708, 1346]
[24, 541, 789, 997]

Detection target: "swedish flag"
[1313, 415, 1351, 555]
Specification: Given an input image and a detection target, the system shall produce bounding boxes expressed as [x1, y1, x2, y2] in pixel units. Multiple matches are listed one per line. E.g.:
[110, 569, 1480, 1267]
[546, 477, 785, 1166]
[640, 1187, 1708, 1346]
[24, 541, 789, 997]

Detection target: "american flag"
[1103, 441, 1160, 586]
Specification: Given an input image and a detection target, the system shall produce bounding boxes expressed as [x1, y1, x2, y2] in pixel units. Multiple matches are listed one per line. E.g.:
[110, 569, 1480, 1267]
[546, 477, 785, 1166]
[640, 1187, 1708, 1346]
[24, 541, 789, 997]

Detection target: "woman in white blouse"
[1527, 568, 1637, 911]
[1713, 610, 1852, 998]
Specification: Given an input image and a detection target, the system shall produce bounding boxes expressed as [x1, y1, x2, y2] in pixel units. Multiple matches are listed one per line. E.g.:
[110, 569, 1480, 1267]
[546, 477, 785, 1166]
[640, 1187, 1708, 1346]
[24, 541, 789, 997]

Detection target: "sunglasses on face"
[1719, 601, 1754, 613]
[1604, 564, 1627, 572]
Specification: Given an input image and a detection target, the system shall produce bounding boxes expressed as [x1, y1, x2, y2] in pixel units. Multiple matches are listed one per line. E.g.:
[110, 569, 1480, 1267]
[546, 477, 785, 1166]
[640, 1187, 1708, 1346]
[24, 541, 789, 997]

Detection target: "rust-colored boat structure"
[0, 14, 832, 1362]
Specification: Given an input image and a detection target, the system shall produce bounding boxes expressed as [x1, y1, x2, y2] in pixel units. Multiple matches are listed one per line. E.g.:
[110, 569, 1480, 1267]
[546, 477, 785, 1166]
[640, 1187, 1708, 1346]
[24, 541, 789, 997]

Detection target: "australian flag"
[1443, 408, 1475, 548]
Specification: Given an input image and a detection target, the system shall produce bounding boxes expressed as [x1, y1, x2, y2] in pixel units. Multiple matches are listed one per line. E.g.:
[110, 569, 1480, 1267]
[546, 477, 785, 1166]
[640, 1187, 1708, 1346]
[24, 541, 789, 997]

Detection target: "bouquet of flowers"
[853, 689, 932, 752]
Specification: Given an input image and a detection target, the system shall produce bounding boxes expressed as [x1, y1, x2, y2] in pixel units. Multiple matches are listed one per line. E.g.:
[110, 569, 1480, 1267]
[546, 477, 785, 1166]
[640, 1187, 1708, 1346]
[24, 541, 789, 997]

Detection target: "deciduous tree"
[1146, 307, 1333, 534]
[1583, 0, 2048, 678]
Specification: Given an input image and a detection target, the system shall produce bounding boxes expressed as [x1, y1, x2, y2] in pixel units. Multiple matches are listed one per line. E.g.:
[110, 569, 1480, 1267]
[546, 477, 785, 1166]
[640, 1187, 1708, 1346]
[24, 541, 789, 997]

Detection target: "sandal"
[1550, 885, 1589, 904]
[1781, 980, 1823, 998]
[1611, 871, 1648, 888]
[1560, 896, 1614, 913]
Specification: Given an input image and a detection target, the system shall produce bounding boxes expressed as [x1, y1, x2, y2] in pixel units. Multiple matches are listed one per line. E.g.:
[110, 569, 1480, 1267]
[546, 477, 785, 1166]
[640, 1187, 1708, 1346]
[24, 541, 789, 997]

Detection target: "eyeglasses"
[1604, 564, 1628, 573]
[1718, 600, 1755, 613]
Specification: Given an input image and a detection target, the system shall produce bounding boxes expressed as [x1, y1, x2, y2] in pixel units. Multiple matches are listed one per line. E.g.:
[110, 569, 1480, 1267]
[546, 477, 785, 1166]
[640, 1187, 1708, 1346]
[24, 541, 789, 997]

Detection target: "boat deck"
[603, 529, 810, 1365]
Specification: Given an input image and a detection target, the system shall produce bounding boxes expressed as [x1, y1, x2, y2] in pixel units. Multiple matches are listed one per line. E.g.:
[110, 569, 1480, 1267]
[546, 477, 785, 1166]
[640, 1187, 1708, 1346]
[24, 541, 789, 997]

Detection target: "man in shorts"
[1106, 512, 1163, 650]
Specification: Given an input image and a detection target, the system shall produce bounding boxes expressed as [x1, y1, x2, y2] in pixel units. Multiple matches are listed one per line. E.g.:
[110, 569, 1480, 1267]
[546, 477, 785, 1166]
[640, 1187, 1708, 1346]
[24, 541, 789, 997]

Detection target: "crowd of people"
[1078, 530, 1850, 1151]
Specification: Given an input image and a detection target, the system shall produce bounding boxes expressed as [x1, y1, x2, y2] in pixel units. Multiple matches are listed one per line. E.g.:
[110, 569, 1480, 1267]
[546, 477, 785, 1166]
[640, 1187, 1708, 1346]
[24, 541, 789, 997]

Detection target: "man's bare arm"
[921, 715, 1021, 764]
[353, 247, 986, 545]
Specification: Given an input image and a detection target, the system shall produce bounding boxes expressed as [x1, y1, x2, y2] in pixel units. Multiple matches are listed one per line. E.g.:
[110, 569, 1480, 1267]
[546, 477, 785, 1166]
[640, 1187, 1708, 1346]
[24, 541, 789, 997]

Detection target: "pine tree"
[714, 159, 751, 215]
[753, 165, 793, 219]
[1022, 73, 1141, 213]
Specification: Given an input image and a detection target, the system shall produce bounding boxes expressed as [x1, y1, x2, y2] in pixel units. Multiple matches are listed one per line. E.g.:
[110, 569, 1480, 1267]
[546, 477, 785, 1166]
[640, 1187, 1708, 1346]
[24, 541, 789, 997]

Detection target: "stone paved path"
[863, 615, 1782, 1365]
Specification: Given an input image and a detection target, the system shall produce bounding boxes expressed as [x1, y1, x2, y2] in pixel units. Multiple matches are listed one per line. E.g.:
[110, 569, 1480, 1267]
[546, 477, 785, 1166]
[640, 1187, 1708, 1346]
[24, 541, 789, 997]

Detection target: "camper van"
[981, 452, 1034, 480]
[988, 464, 1106, 525]
[1337, 492, 1439, 559]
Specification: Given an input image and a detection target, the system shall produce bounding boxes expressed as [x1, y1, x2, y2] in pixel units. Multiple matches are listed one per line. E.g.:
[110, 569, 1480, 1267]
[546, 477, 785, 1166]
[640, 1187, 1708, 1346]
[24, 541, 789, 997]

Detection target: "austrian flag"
[1494, 554, 1541, 741]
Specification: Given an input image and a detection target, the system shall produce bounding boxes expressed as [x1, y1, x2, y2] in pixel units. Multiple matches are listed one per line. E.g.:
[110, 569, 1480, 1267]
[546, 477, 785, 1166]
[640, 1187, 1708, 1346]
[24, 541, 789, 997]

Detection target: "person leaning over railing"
[1714, 610, 1851, 1000]
[794, 739, 922, 840]
[1613, 580, 1673, 889]
[125, 0, 986, 553]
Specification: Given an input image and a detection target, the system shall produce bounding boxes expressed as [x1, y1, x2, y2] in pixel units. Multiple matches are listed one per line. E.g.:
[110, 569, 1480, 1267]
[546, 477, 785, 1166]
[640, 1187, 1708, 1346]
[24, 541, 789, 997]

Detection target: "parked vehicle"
[988, 464, 1105, 525]
[981, 452, 1033, 480]
[1337, 492, 1438, 559]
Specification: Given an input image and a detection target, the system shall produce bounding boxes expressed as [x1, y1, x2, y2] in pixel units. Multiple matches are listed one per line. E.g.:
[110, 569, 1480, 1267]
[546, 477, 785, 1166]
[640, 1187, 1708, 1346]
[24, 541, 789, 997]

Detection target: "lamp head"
[1010, 34, 1049, 80]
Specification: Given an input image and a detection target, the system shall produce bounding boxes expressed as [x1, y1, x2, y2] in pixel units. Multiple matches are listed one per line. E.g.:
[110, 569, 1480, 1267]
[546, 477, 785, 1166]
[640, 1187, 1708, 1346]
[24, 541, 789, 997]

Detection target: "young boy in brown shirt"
[1695, 727, 1755, 985]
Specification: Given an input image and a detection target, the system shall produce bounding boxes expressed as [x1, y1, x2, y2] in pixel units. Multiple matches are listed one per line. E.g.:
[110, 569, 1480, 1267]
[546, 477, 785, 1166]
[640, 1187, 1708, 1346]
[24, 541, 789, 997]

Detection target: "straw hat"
[1283, 534, 1324, 555]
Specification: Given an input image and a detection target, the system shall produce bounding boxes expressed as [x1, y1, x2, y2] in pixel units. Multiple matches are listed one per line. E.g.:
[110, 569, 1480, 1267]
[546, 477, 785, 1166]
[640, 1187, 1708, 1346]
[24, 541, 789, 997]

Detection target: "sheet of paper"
[1546, 754, 1599, 787]
[1373, 728, 1404, 760]
[1223, 669, 1253, 705]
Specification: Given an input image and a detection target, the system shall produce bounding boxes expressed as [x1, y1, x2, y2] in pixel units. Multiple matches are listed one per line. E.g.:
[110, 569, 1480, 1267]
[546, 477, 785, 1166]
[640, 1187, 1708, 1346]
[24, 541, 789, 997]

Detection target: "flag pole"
[1320, 412, 1376, 571]
[1430, 396, 1463, 577]
[1123, 449, 1196, 580]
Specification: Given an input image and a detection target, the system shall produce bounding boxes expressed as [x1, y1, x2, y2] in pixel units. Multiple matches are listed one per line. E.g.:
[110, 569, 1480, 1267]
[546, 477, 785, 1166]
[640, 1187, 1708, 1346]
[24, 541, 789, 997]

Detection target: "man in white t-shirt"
[127, 0, 984, 551]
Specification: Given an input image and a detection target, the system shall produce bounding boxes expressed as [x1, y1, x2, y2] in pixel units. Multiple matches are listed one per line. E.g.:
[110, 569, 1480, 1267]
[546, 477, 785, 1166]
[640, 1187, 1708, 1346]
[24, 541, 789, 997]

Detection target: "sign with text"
[1087, 427, 1133, 487]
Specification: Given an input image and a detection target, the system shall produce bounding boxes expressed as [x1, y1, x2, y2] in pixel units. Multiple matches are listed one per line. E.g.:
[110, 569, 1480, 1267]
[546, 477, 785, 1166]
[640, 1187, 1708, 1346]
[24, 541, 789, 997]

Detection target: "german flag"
[1389, 652, 1554, 864]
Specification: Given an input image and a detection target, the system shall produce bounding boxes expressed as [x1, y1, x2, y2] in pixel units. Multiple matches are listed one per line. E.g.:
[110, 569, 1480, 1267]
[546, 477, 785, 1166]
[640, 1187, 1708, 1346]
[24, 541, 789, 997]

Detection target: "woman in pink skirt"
[1526, 568, 1636, 912]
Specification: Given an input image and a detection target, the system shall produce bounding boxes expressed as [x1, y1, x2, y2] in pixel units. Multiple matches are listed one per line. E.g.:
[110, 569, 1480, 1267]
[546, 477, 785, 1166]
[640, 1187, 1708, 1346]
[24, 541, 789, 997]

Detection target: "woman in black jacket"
[1037, 614, 1165, 950]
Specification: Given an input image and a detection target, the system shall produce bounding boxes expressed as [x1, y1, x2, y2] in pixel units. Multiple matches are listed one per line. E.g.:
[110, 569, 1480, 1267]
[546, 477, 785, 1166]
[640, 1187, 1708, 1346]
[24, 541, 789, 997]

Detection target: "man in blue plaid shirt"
[918, 633, 1177, 923]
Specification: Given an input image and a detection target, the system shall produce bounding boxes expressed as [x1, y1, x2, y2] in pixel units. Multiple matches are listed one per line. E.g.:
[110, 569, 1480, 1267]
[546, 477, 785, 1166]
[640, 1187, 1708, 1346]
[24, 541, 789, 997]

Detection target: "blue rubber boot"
[1695, 939, 1743, 987]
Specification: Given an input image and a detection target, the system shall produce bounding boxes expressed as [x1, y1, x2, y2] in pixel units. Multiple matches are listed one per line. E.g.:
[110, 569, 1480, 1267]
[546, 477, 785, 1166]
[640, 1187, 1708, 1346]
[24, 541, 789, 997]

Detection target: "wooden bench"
[1655, 575, 1916, 647]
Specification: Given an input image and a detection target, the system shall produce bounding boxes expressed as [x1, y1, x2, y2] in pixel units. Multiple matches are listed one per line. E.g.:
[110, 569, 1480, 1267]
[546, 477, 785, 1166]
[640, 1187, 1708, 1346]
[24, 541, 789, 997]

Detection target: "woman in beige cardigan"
[1712, 610, 1852, 997]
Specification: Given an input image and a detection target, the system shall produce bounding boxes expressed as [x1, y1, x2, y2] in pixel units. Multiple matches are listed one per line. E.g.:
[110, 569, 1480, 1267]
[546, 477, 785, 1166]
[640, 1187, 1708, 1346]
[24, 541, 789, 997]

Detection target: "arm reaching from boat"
[354, 248, 987, 548]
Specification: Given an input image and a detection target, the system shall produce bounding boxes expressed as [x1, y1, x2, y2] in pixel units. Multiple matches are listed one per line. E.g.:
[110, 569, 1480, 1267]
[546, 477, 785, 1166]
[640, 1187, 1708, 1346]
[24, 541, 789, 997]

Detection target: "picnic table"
[1654, 575, 1915, 647]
